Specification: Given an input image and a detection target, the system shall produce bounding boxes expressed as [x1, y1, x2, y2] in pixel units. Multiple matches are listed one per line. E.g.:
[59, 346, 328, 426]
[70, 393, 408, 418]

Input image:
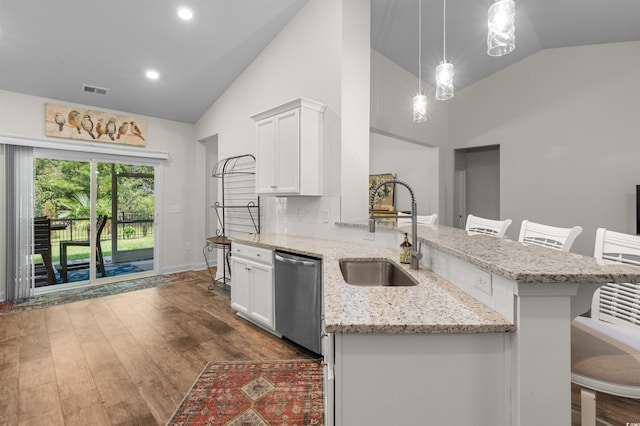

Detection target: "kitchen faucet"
[369, 179, 423, 270]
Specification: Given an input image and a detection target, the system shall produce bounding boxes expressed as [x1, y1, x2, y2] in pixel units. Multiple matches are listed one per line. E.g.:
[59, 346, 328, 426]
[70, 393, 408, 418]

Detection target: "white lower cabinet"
[230, 243, 274, 330]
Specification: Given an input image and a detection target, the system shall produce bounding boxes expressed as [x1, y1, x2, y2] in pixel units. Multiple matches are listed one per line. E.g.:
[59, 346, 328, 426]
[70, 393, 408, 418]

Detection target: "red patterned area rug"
[168, 359, 324, 426]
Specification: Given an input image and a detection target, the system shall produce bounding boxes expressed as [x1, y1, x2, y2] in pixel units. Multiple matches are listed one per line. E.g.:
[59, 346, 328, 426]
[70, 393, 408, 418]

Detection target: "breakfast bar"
[234, 223, 640, 426]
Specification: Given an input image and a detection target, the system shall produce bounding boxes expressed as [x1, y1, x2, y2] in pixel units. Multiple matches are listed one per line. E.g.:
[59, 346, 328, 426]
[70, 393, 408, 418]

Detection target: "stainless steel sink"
[339, 259, 418, 287]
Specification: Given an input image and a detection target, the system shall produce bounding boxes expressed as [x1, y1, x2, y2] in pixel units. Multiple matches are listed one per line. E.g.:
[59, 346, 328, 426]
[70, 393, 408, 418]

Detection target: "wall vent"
[82, 84, 110, 96]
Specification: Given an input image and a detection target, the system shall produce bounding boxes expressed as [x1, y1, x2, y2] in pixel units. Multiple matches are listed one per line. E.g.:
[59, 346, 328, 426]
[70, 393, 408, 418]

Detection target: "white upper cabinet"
[251, 98, 326, 196]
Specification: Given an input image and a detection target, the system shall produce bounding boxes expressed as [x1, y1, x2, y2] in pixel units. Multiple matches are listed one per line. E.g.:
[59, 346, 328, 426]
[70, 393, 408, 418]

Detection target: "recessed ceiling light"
[146, 70, 160, 80]
[177, 7, 193, 20]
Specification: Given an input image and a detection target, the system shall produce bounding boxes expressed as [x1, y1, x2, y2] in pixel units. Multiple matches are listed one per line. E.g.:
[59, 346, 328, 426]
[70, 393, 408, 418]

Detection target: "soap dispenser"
[400, 233, 412, 264]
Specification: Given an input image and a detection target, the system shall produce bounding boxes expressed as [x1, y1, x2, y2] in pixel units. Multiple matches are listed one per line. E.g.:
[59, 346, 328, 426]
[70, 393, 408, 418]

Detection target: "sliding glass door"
[33, 153, 156, 289]
[101, 162, 155, 275]
[34, 158, 92, 286]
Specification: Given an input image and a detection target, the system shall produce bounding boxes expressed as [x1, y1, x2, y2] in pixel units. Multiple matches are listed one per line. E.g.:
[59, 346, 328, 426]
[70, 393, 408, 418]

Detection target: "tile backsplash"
[265, 196, 341, 237]
[260, 195, 399, 249]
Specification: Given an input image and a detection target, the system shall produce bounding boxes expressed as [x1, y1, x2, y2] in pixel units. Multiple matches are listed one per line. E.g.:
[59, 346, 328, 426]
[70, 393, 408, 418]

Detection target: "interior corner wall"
[0, 89, 201, 277]
[370, 50, 451, 225]
[449, 41, 640, 255]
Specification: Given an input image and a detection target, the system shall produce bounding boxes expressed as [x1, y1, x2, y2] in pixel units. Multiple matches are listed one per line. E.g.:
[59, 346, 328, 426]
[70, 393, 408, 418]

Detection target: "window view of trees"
[34, 159, 155, 264]
[35, 159, 91, 218]
[35, 159, 154, 220]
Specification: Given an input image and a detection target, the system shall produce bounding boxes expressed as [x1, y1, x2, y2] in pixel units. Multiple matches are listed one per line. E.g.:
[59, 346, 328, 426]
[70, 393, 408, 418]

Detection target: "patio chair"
[59, 215, 108, 282]
[34, 216, 56, 286]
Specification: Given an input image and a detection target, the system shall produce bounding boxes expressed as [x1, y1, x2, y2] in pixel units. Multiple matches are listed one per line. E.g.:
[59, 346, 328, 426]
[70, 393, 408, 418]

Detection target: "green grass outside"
[49, 236, 154, 263]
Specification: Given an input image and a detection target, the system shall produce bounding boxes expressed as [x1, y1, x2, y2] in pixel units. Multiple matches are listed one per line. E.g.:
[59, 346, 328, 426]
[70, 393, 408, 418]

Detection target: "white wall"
[195, 0, 344, 234]
[450, 41, 640, 255]
[0, 89, 203, 279]
[195, 0, 342, 167]
[370, 50, 451, 224]
[369, 132, 438, 216]
[340, 0, 371, 222]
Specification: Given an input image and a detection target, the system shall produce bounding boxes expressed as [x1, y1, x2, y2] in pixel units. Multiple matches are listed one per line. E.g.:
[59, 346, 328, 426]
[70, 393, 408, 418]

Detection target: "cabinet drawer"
[231, 243, 273, 265]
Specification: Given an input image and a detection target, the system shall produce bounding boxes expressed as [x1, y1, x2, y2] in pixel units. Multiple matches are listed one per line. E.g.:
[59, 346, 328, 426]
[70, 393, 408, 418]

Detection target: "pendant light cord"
[443, 0, 446, 62]
[418, 0, 422, 93]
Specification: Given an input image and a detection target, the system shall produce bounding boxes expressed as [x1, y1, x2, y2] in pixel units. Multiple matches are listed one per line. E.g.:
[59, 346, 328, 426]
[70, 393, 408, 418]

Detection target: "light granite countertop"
[337, 222, 640, 284]
[232, 233, 516, 335]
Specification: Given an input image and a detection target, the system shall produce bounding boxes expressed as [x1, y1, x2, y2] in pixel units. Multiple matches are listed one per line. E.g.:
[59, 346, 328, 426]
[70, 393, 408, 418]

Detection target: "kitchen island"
[234, 224, 640, 425]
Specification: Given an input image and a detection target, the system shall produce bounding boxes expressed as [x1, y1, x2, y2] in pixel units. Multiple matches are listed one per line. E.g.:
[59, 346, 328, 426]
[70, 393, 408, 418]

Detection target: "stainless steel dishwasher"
[274, 251, 322, 354]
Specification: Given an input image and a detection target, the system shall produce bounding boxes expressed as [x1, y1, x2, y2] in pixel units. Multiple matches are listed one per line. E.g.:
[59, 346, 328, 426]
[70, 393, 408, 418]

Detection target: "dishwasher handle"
[275, 253, 317, 267]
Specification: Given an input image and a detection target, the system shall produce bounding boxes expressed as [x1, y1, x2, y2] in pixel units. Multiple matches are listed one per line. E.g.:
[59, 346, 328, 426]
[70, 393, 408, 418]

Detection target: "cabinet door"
[230, 257, 250, 315]
[256, 117, 276, 194]
[274, 108, 300, 194]
[249, 262, 274, 328]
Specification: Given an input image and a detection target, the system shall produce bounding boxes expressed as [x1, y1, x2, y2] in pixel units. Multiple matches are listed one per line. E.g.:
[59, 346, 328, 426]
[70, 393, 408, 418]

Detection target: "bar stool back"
[465, 214, 512, 238]
[518, 219, 583, 252]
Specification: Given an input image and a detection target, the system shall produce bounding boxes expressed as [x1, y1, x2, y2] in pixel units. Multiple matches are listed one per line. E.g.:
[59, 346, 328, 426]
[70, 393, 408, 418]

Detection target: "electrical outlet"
[296, 208, 302, 221]
[321, 210, 329, 223]
[474, 275, 492, 296]
[185, 242, 192, 250]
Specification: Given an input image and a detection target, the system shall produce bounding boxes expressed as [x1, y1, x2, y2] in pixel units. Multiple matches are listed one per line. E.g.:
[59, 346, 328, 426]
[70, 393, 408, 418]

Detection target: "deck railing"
[50, 213, 154, 242]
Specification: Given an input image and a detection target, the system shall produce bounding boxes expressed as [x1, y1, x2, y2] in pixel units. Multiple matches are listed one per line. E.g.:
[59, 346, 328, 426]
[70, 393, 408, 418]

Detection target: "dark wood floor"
[0, 270, 313, 425]
[571, 383, 640, 426]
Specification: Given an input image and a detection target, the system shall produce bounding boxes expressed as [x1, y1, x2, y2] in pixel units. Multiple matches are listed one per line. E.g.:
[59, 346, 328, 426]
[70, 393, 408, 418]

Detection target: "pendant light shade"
[413, 93, 427, 122]
[435, 62, 454, 100]
[436, 0, 454, 101]
[413, 0, 426, 122]
[487, 0, 515, 57]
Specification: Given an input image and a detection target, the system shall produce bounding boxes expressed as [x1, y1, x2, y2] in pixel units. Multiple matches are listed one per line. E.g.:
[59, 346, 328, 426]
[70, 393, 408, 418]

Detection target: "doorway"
[33, 155, 156, 290]
[203, 135, 219, 238]
[109, 164, 155, 264]
[454, 145, 500, 229]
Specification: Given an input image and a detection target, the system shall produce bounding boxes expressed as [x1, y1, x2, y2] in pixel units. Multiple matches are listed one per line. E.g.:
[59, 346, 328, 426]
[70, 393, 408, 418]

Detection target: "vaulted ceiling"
[1, 0, 639, 124]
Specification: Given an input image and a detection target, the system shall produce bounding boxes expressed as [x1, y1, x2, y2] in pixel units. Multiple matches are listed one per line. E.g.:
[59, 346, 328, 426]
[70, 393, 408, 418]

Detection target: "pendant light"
[487, 0, 515, 57]
[435, 0, 454, 100]
[413, 0, 427, 122]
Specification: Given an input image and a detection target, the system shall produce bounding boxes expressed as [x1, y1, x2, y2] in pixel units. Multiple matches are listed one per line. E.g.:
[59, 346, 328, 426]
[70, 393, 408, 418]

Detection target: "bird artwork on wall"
[67, 110, 82, 134]
[117, 121, 129, 140]
[45, 103, 146, 147]
[81, 114, 95, 139]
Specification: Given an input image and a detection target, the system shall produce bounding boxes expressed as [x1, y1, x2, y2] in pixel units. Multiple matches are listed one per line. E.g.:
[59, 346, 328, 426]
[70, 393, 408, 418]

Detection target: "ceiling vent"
[82, 84, 110, 96]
